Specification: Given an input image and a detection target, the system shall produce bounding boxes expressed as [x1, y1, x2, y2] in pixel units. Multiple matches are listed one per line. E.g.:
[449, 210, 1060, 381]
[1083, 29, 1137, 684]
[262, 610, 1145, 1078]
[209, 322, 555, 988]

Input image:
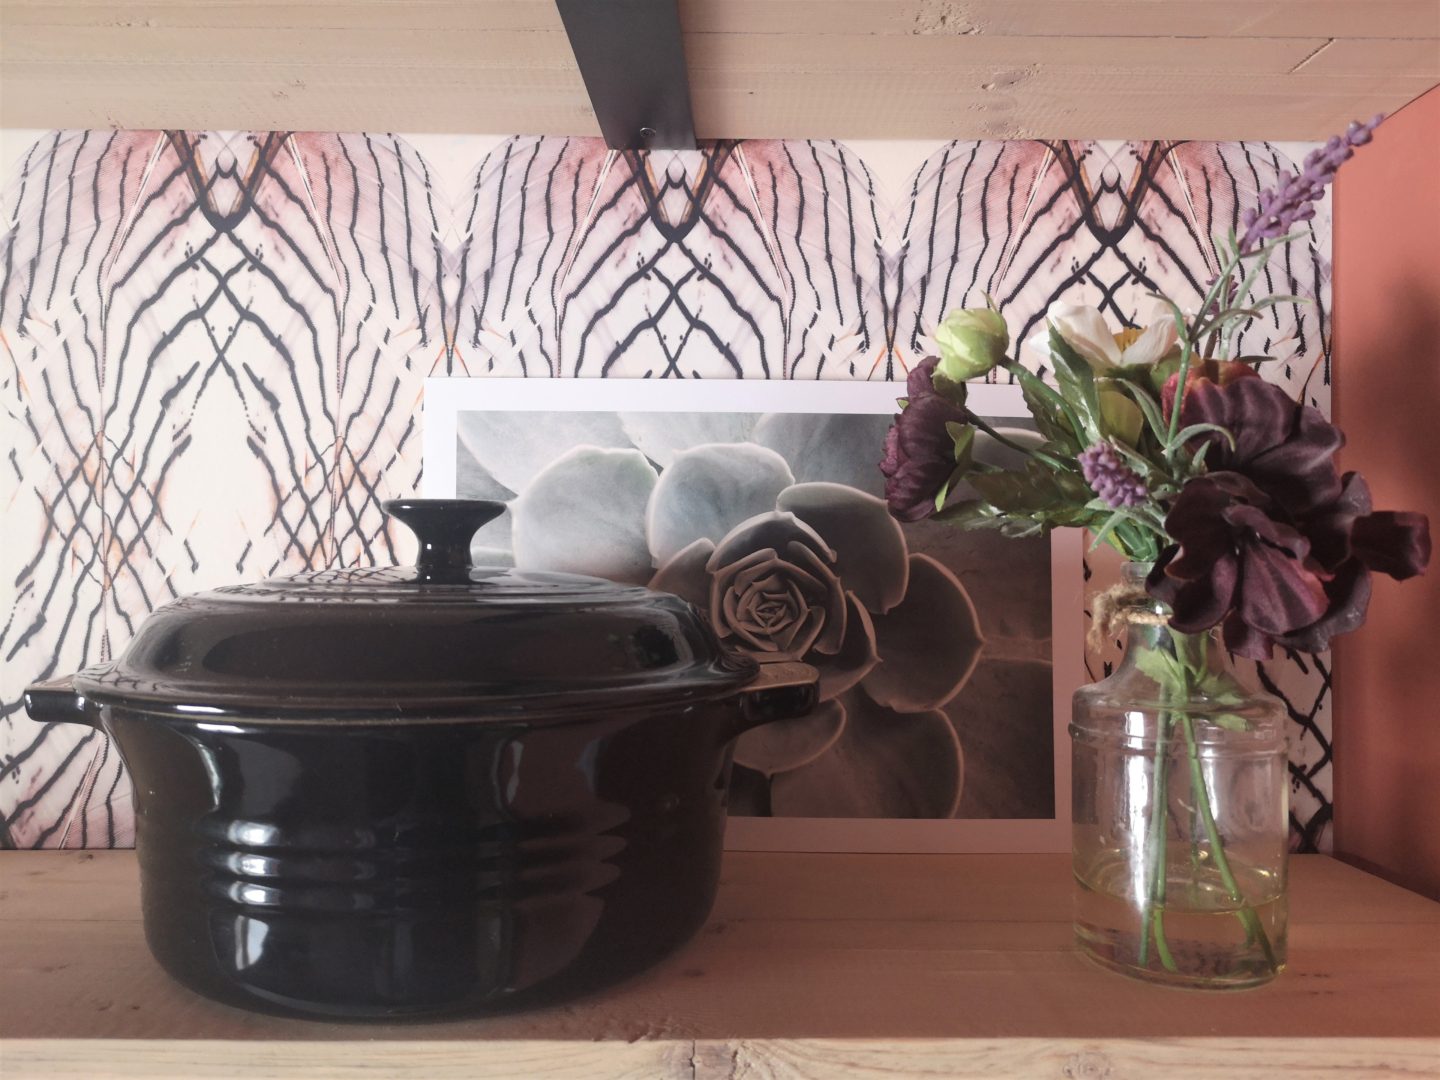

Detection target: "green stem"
[965, 410, 1066, 470]
[1139, 710, 1176, 972]
[1152, 905, 1176, 971]
[1177, 711, 1279, 969]
[1166, 246, 1244, 457]
[1219, 251, 1279, 358]
[1189, 799, 1204, 878]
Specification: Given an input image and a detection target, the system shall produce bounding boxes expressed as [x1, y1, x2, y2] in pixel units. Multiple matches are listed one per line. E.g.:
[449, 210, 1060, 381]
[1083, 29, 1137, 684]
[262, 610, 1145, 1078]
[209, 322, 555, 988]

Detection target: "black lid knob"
[383, 499, 506, 582]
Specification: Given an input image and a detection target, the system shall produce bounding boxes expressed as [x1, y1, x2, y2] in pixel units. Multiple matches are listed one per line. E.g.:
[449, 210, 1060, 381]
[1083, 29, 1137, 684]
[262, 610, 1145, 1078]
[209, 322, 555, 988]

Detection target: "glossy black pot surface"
[25, 500, 817, 1019]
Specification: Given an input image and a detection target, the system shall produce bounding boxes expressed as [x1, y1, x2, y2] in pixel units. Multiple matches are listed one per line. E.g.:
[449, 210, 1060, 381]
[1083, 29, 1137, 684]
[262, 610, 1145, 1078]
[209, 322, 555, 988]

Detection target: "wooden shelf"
[2, 0, 1438, 139]
[2, 851, 1438, 1078]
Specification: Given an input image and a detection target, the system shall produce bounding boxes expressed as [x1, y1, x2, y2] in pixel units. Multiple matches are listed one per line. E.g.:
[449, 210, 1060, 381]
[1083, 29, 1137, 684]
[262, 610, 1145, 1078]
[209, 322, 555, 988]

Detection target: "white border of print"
[423, 378, 1081, 854]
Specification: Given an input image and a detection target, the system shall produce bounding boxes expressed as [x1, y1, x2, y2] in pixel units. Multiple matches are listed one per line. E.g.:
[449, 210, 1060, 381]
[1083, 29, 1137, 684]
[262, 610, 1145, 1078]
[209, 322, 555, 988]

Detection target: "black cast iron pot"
[25, 499, 817, 1020]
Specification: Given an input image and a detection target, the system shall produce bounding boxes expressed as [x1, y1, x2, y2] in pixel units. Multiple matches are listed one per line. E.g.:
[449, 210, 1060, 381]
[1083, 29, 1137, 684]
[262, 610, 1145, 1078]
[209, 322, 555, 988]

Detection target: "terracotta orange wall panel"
[1332, 87, 1440, 900]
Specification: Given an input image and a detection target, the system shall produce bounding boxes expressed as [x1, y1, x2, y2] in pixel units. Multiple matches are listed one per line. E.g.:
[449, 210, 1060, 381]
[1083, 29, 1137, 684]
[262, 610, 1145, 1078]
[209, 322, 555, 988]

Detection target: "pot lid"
[75, 499, 758, 720]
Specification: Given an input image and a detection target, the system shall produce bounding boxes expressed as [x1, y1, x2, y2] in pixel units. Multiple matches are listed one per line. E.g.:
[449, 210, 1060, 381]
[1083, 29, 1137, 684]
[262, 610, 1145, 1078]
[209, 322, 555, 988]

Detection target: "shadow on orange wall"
[1333, 86, 1440, 900]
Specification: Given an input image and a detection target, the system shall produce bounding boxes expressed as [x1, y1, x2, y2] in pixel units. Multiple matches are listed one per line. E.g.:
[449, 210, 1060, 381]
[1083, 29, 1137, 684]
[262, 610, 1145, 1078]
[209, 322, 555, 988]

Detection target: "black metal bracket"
[554, 0, 697, 151]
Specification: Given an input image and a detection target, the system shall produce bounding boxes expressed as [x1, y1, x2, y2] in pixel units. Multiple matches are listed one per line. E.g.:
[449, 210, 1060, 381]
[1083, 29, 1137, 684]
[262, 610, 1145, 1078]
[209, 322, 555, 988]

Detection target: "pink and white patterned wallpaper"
[0, 131, 1333, 849]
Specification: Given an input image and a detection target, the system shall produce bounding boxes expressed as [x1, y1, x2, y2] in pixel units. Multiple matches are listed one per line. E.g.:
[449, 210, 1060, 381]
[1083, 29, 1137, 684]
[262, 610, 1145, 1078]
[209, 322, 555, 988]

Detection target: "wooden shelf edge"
[4, 1035, 1440, 1079]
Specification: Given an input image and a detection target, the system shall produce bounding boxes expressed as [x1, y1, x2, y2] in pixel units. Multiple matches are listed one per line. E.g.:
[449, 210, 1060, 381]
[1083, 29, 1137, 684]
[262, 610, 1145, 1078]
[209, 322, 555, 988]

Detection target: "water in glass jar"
[1074, 846, 1288, 989]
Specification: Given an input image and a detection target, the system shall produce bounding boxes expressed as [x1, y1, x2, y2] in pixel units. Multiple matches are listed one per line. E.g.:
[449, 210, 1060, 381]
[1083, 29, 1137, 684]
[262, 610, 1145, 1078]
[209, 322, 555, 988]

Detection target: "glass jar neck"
[1075, 563, 1284, 745]
[1113, 563, 1229, 681]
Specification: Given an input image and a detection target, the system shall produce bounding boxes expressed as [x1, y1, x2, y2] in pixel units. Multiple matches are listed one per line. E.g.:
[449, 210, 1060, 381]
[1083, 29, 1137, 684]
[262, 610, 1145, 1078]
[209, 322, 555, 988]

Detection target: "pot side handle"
[24, 676, 100, 728]
[735, 661, 819, 736]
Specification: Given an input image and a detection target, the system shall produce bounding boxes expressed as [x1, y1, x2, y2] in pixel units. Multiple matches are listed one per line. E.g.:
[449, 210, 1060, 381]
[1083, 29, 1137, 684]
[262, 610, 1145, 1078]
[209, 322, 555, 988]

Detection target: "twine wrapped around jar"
[1087, 582, 1170, 652]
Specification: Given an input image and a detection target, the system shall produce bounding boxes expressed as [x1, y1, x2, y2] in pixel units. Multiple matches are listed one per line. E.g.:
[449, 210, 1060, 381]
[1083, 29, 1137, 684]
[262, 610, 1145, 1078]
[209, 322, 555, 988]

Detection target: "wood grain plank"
[3, 62, 1433, 140]
[686, 76, 1439, 141]
[0, 64, 597, 134]
[3, 1036, 1438, 1079]
[2, 1, 1437, 138]
[0, 25, 580, 67]
[1295, 37, 1440, 77]
[693, 1038, 1440, 1079]
[3, 27, 1358, 75]
[688, 33, 1340, 73]
[5, 0, 1438, 39]
[724, 0, 1440, 39]
[0, 1039, 694, 1079]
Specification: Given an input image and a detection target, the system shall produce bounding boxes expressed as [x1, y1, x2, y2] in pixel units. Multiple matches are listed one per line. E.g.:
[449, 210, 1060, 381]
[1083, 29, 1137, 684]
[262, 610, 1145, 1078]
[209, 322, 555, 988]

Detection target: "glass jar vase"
[1071, 563, 1289, 988]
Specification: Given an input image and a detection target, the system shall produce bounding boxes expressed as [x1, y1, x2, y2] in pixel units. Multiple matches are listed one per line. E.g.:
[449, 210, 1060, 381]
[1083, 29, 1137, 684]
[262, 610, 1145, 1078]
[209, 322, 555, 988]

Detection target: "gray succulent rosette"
[455, 410, 988, 818]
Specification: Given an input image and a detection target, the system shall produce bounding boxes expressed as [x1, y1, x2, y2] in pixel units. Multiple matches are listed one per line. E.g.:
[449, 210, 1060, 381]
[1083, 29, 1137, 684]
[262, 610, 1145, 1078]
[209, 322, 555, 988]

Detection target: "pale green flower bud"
[934, 307, 1009, 383]
[1098, 384, 1144, 446]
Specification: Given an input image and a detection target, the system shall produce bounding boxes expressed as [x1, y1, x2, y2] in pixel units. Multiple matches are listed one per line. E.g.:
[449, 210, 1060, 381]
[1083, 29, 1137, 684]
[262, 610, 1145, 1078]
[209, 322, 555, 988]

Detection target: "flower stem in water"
[1139, 711, 1177, 971]
[1178, 711, 1279, 969]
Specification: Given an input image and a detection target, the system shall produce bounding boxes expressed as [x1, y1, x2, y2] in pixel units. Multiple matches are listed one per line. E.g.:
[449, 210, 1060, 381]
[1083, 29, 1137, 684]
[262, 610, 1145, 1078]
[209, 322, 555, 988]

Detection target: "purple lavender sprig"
[1079, 442, 1148, 509]
[1239, 115, 1383, 252]
[1201, 274, 1240, 323]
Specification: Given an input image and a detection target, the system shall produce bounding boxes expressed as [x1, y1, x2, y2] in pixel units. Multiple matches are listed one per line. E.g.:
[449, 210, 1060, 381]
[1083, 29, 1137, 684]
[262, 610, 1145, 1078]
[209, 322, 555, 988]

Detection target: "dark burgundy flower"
[881, 358, 968, 522]
[1149, 378, 1431, 658]
[1149, 472, 1331, 656]
[1265, 471, 1431, 654]
[1178, 376, 1343, 516]
[1352, 512, 1432, 580]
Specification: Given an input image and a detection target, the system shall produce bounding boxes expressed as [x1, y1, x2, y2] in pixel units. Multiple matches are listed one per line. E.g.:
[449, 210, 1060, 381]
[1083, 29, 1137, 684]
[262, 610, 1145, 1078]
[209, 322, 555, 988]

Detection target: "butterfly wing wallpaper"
[0, 131, 1333, 850]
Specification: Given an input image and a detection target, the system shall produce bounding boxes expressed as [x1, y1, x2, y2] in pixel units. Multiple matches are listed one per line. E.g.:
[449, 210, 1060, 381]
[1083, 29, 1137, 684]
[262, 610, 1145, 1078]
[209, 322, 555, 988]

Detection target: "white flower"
[1027, 302, 1178, 372]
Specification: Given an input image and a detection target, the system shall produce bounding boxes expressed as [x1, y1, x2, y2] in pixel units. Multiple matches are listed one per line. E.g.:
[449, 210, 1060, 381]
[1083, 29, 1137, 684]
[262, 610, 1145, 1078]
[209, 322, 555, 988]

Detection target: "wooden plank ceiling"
[2, 0, 1438, 139]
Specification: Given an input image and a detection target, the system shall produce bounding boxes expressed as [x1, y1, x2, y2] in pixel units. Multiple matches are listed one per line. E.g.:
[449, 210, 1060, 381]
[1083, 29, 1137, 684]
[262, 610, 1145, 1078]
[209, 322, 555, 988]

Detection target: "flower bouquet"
[882, 118, 1431, 987]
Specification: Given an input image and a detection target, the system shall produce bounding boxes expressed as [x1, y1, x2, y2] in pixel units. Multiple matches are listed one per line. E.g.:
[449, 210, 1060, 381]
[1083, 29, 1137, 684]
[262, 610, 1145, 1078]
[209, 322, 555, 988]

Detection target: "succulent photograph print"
[456, 409, 1053, 820]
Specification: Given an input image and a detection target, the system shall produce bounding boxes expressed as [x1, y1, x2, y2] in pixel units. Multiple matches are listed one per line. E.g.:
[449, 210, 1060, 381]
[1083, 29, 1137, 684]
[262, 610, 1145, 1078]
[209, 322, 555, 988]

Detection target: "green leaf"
[1047, 325, 1104, 443]
[932, 425, 977, 511]
[1112, 377, 1170, 445]
[969, 459, 1092, 517]
[931, 499, 998, 529]
[934, 463, 967, 512]
[1002, 360, 1080, 451]
[1028, 396, 1076, 449]
[999, 518, 1046, 538]
[1107, 436, 1161, 478]
[1171, 422, 1237, 452]
[1210, 305, 1264, 321]
[1134, 647, 1184, 689]
[946, 457, 1105, 540]
[1209, 713, 1250, 732]
[1194, 670, 1245, 707]
[1089, 506, 1135, 553]
[946, 421, 977, 465]
[1108, 517, 1163, 562]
